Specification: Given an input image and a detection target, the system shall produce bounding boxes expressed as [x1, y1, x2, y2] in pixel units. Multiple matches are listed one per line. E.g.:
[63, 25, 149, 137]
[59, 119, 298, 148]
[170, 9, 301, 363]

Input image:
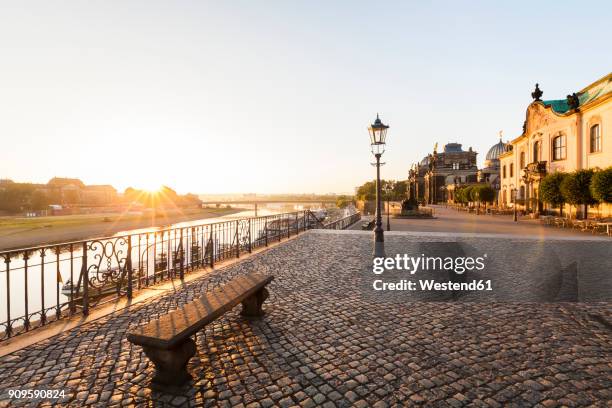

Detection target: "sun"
[140, 182, 163, 194]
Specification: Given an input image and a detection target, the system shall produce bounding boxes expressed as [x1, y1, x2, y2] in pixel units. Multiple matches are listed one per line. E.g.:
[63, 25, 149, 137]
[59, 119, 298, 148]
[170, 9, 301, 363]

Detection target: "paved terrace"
[0, 231, 611, 407]
[355, 205, 611, 238]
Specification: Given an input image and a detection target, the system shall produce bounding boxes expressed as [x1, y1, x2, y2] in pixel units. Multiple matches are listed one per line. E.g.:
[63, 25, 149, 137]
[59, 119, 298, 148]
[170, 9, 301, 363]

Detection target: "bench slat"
[127, 273, 273, 349]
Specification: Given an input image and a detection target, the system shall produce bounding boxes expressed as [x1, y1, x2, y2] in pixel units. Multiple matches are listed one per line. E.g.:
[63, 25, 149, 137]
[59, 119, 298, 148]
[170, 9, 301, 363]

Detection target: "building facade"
[499, 73, 612, 217]
[408, 143, 479, 204]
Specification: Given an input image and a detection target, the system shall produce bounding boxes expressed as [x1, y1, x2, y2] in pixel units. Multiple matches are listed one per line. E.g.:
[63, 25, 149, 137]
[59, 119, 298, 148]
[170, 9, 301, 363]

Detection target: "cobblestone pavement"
[0, 231, 611, 407]
[355, 205, 611, 239]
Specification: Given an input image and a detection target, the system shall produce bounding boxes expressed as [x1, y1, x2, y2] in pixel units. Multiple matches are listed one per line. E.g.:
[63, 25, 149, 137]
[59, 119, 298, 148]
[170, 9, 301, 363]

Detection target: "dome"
[485, 139, 508, 161]
[443, 143, 464, 153]
[419, 156, 430, 167]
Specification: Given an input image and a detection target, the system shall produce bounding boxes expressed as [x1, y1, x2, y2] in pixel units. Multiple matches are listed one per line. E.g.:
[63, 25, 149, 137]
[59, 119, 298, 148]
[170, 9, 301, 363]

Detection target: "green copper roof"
[543, 99, 570, 114]
[543, 73, 612, 114]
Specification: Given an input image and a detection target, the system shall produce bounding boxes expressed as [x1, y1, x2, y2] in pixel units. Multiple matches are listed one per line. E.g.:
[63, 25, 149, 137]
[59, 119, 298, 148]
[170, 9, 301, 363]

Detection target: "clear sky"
[1, 1, 611, 194]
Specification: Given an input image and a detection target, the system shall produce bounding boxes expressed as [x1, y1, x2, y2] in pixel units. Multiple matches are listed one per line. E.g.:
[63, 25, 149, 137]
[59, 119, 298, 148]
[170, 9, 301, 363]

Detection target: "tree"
[0, 183, 36, 213]
[392, 180, 407, 200]
[336, 195, 355, 209]
[540, 172, 567, 216]
[560, 169, 596, 219]
[455, 186, 470, 205]
[464, 185, 476, 204]
[30, 190, 51, 211]
[474, 185, 496, 210]
[356, 180, 377, 201]
[590, 167, 612, 204]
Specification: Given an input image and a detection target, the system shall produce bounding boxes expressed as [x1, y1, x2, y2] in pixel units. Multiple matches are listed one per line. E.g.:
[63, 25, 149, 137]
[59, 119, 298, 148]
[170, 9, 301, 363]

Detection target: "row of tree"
[453, 184, 497, 210]
[0, 184, 56, 213]
[539, 167, 611, 218]
[355, 180, 408, 201]
[0, 184, 203, 214]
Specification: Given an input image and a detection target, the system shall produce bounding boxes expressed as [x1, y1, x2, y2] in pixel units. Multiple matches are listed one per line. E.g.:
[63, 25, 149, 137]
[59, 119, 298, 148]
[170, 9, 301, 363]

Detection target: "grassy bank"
[0, 207, 245, 251]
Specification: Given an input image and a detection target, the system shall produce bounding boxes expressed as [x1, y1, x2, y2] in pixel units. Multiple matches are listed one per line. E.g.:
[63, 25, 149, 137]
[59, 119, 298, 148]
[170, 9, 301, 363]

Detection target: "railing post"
[209, 234, 214, 268]
[248, 218, 252, 253]
[235, 220, 240, 258]
[126, 236, 133, 299]
[4, 255, 11, 337]
[295, 212, 298, 235]
[179, 228, 184, 280]
[40, 249, 46, 325]
[82, 242, 89, 316]
[22, 251, 30, 331]
[265, 219, 269, 247]
[303, 211, 306, 231]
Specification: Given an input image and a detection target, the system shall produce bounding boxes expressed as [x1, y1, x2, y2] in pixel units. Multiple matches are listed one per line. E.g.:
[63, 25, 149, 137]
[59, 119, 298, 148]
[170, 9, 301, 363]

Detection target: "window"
[552, 134, 566, 160]
[590, 124, 601, 153]
[510, 163, 514, 178]
[519, 152, 525, 168]
[533, 141, 540, 162]
[502, 165, 506, 178]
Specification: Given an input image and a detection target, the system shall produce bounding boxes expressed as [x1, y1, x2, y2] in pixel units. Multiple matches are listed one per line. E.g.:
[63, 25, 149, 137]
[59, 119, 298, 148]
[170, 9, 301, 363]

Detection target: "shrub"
[474, 185, 496, 204]
[540, 172, 566, 215]
[560, 169, 596, 218]
[590, 167, 612, 203]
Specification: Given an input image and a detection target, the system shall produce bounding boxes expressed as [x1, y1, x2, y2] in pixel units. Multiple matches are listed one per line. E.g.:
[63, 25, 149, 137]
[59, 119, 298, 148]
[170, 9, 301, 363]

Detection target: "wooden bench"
[127, 273, 274, 388]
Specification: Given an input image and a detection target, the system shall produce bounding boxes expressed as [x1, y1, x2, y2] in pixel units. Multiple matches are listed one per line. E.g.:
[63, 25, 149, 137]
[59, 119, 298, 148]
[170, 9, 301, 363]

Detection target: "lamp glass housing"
[368, 114, 389, 155]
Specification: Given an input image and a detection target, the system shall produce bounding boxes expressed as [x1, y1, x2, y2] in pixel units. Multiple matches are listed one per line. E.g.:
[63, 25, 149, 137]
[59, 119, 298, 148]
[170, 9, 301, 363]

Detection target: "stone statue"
[567, 93, 579, 110]
[531, 83, 543, 101]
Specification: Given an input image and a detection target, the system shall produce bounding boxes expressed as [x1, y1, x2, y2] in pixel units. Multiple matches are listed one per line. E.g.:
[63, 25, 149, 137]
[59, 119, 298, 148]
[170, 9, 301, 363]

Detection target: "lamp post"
[510, 185, 518, 222]
[368, 114, 389, 258]
[384, 181, 393, 231]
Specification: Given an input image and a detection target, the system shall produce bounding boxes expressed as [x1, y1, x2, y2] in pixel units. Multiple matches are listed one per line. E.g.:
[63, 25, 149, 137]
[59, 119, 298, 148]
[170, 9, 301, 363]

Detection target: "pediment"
[525, 103, 554, 135]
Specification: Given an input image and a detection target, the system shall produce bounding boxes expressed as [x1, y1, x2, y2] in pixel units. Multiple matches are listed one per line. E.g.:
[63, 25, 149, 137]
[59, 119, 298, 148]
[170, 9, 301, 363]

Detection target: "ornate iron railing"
[0, 210, 360, 341]
[322, 212, 362, 230]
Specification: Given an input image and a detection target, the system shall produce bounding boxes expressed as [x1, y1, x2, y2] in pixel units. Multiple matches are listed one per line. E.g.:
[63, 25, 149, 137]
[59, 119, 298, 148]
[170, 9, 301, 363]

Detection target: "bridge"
[199, 199, 337, 205]
[200, 199, 337, 216]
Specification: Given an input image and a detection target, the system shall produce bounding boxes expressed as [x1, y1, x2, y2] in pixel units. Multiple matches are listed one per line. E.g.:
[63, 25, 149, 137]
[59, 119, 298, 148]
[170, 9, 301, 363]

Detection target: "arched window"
[502, 165, 506, 178]
[533, 141, 540, 162]
[519, 152, 525, 168]
[590, 124, 601, 153]
[510, 163, 514, 178]
[552, 134, 566, 160]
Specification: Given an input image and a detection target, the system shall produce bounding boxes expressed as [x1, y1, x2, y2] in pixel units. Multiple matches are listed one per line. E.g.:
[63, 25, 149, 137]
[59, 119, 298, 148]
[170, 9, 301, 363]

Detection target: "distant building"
[46, 177, 86, 204]
[499, 72, 612, 217]
[81, 185, 118, 206]
[409, 143, 479, 203]
[44, 178, 117, 206]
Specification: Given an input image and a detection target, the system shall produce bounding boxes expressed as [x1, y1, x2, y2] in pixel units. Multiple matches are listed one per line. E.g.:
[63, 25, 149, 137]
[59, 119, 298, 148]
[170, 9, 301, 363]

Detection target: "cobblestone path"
[0, 231, 610, 407]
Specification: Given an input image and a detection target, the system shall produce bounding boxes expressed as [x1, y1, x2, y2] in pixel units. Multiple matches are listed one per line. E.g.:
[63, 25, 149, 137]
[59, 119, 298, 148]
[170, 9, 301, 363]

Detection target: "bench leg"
[241, 287, 269, 317]
[142, 338, 197, 388]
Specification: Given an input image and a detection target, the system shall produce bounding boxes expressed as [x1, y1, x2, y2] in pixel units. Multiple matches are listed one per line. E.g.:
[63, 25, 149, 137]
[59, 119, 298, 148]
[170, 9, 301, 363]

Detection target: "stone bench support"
[127, 273, 274, 388]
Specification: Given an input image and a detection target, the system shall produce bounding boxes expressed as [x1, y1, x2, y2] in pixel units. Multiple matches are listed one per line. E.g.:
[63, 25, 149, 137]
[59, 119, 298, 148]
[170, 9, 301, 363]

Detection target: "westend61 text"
[373, 279, 493, 291]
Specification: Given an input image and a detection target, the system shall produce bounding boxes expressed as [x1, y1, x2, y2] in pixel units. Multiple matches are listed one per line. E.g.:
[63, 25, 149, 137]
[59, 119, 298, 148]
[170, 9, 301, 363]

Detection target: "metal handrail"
[0, 209, 360, 341]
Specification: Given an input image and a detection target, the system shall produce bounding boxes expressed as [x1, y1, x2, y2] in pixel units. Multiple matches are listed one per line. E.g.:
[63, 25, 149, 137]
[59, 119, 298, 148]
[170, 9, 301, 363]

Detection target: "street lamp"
[384, 181, 393, 231]
[510, 185, 518, 222]
[368, 113, 389, 258]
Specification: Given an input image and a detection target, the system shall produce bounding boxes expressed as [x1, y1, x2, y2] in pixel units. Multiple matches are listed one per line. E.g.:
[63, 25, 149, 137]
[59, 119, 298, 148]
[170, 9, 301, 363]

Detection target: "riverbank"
[0, 208, 243, 251]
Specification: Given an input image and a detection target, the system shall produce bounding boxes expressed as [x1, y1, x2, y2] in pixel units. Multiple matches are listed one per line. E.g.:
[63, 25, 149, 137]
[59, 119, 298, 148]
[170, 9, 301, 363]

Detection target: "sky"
[1, 1, 611, 195]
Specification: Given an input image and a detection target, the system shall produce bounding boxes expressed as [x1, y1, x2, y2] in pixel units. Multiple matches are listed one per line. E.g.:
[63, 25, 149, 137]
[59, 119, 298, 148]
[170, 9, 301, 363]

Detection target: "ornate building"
[408, 143, 478, 203]
[499, 72, 612, 216]
[477, 137, 509, 189]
